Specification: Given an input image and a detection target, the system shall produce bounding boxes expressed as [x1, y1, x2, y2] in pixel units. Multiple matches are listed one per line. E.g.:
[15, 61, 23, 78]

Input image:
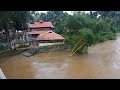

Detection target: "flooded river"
[1, 34, 120, 79]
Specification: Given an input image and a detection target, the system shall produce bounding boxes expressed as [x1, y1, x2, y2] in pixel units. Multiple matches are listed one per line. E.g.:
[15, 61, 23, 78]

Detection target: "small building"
[26, 20, 65, 46]
[37, 30, 65, 46]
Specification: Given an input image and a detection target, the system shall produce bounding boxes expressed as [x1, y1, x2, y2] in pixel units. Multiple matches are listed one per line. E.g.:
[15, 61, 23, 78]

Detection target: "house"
[26, 20, 65, 46]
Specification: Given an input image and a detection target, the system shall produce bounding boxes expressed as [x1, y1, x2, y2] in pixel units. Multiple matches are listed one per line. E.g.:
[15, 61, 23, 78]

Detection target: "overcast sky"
[38, 11, 73, 14]
[37, 11, 90, 15]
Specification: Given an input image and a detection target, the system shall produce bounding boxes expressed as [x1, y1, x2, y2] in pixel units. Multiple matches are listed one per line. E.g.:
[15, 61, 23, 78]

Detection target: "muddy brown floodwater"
[1, 34, 120, 79]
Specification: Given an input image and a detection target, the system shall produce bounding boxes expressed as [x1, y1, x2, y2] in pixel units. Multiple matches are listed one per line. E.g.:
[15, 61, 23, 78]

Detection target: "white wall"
[39, 42, 64, 46]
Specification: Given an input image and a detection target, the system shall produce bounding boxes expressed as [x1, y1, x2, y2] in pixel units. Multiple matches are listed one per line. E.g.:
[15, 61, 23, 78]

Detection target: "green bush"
[0, 45, 5, 50]
[103, 32, 115, 39]
[79, 28, 95, 46]
[96, 31, 116, 43]
[0, 45, 10, 51]
[72, 28, 95, 53]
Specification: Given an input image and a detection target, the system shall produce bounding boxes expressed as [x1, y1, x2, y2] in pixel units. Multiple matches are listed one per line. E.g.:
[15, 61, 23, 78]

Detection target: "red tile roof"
[29, 21, 54, 28]
[36, 31, 65, 40]
[26, 30, 52, 35]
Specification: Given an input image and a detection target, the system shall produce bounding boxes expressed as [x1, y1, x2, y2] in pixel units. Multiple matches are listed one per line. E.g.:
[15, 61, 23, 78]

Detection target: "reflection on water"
[1, 34, 120, 79]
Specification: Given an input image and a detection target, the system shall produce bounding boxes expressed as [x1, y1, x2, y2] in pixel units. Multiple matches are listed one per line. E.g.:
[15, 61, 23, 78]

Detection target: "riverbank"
[0, 47, 29, 64]
[22, 44, 71, 57]
[0, 33, 120, 79]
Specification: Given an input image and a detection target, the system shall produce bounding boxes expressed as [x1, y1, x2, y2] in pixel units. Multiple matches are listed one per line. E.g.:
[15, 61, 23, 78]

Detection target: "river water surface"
[1, 34, 120, 79]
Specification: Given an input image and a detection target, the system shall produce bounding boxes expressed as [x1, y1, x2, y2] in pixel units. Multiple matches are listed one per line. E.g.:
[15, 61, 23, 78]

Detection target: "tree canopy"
[0, 11, 34, 42]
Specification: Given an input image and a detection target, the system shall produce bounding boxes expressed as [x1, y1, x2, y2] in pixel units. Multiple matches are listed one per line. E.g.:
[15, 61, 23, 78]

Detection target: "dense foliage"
[34, 11, 120, 54]
[0, 11, 34, 43]
[1, 11, 120, 54]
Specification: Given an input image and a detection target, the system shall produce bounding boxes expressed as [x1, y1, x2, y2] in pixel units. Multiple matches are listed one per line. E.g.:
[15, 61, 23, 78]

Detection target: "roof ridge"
[36, 31, 65, 40]
[29, 21, 53, 28]
[36, 31, 53, 40]
[41, 31, 52, 36]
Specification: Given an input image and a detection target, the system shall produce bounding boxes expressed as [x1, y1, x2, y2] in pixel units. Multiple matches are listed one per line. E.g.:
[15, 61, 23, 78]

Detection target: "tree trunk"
[5, 29, 10, 43]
